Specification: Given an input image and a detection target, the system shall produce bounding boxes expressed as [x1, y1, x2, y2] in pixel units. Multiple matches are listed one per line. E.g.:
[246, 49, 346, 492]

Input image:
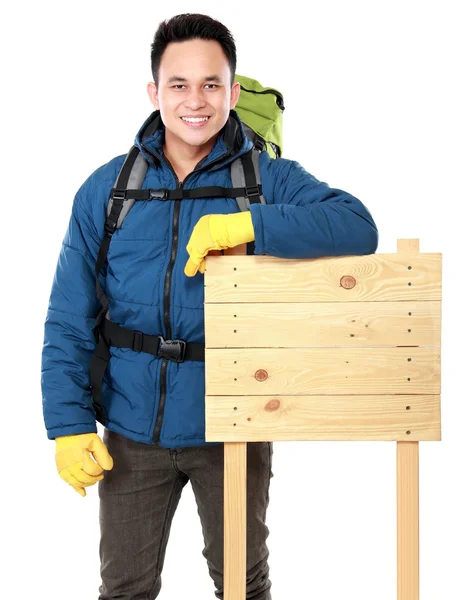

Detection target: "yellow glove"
[185, 211, 255, 277]
[55, 432, 114, 497]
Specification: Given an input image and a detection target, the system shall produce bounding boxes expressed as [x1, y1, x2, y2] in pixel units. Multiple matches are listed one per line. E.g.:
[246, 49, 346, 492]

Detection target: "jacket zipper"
[152, 159, 182, 443]
[151, 150, 234, 444]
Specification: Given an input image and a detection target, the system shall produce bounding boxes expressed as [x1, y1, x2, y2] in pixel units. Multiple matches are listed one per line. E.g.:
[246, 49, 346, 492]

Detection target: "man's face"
[147, 38, 241, 151]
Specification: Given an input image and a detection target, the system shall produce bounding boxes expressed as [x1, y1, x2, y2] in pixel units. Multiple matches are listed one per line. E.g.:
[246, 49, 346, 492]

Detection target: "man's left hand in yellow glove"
[184, 211, 255, 277]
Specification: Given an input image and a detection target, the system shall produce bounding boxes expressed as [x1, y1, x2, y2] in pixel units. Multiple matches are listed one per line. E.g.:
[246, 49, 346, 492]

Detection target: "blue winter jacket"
[41, 109, 379, 448]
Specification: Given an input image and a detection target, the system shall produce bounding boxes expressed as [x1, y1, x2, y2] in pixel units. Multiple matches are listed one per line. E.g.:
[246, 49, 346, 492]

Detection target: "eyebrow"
[166, 75, 223, 84]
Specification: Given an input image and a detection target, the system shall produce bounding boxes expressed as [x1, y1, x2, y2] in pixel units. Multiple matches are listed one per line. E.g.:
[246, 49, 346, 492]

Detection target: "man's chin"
[176, 126, 219, 146]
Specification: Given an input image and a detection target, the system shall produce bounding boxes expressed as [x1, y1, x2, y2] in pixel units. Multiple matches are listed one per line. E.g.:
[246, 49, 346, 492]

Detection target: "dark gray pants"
[98, 428, 273, 599]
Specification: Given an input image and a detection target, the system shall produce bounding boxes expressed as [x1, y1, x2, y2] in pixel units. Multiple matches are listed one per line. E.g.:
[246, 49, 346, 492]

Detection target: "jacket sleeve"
[41, 173, 104, 440]
[249, 157, 379, 258]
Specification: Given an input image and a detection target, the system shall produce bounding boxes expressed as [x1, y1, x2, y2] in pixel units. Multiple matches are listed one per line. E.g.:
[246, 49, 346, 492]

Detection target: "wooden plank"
[204, 253, 442, 303]
[397, 442, 420, 599]
[205, 347, 440, 395]
[224, 442, 247, 600]
[205, 394, 441, 442]
[397, 238, 420, 600]
[205, 300, 441, 348]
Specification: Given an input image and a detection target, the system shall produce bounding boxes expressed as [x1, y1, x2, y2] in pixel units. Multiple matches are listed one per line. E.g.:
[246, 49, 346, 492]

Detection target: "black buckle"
[111, 189, 126, 201]
[156, 336, 186, 362]
[254, 138, 265, 152]
[150, 189, 168, 200]
[132, 331, 144, 353]
[246, 185, 260, 197]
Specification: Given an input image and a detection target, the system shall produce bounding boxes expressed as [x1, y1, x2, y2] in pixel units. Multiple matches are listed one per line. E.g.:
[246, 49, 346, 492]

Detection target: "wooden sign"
[204, 239, 442, 600]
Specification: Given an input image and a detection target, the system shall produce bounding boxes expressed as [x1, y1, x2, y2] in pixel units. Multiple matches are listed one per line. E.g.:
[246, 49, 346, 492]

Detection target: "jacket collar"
[134, 109, 253, 174]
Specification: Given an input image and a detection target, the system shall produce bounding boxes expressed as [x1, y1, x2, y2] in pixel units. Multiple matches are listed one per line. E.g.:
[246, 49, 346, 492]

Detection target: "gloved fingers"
[184, 257, 200, 277]
[55, 445, 82, 473]
[184, 255, 210, 276]
[88, 436, 114, 471]
[56, 443, 108, 478]
[55, 434, 108, 496]
[184, 212, 253, 279]
[186, 241, 207, 267]
[68, 462, 104, 486]
[59, 470, 87, 497]
[58, 467, 81, 488]
[186, 216, 220, 266]
[82, 451, 104, 477]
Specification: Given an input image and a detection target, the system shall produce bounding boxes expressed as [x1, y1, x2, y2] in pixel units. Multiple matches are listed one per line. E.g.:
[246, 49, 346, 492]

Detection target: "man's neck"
[162, 129, 219, 181]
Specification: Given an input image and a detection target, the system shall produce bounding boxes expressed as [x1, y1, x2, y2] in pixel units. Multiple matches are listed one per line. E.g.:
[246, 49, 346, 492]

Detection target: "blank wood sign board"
[204, 242, 441, 444]
[203, 239, 441, 600]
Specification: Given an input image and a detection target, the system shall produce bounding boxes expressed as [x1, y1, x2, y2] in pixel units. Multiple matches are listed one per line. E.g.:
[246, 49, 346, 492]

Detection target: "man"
[42, 12, 378, 600]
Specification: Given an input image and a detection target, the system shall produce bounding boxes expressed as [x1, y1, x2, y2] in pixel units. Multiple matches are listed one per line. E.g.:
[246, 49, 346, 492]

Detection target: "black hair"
[151, 13, 237, 88]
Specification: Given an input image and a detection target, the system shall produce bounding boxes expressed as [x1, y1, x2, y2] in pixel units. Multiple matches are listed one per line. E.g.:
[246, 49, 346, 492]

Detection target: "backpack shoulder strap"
[230, 148, 267, 255]
[107, 146, 148, 229]
[230, 148, 267, 212]
[90, 145, 148, 418]
[93, 146, 147, 326]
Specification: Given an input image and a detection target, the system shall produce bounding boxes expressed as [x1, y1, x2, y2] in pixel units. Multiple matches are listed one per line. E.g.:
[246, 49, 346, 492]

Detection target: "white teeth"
[182, 117, 209, 123]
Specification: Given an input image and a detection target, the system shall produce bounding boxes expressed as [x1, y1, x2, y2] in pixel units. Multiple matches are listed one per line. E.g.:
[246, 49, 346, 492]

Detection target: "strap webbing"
[109, 183, 262, 201]
[94, 147, 142, 326]
[89, 148, 142, 418]
[241, 150, 262, 255]
[100, 319, 204, 361]
[88, 330, 111, 421]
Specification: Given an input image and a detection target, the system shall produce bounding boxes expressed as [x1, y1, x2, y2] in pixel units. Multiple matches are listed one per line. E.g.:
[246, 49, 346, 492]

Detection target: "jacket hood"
[133, 108, 254, 173]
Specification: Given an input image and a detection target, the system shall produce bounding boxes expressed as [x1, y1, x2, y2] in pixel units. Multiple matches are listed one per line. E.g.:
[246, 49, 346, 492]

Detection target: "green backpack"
[234, 74, 285, 159]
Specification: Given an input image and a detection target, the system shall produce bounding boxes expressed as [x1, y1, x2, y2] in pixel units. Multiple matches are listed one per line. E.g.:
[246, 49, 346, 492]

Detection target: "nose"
[184, 88, 207, 110]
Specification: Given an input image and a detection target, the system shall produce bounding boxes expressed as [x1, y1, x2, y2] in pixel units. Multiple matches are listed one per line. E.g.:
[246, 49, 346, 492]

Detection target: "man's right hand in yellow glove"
[55, 432, 114, 497]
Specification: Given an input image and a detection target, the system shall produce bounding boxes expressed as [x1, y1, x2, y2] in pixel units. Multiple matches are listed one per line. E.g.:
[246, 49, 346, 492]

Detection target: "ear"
[147, 82, 160, 110]
[229, 81, 241, 110]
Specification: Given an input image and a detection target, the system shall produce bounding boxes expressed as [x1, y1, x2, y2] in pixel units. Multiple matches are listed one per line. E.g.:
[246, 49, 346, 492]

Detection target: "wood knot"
[340, 275, 356, 289]
[265, 399, 280, 412]
[255, 369, 268, 381]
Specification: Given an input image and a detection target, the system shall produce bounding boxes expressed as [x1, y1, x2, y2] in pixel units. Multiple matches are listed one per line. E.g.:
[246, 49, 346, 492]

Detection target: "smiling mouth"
[180, 116, 211, 128]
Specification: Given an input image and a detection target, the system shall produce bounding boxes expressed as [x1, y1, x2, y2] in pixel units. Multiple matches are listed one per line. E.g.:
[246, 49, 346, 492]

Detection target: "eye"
[171, 84, 218, 89]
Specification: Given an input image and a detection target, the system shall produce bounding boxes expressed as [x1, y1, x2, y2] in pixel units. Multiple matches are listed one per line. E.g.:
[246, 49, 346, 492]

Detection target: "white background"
[1, 1, 464, 598]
